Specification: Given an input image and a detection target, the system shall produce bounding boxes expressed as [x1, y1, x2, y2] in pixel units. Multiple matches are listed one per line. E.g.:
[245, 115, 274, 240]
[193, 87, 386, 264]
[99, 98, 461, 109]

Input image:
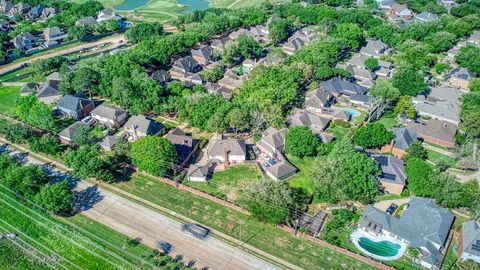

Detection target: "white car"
[261, 153, 270, 161]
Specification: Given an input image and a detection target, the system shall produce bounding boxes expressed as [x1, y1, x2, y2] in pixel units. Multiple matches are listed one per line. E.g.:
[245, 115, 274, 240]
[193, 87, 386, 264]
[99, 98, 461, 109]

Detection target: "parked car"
[386, 203, 398, 215]
[181, 223, 210, 240]
[261, 153, 270, 161]
[268, 159, 277, 166]
[262, 162, 270, 168]
[155, 241, 172, 253]
[251, 146, 260, 156]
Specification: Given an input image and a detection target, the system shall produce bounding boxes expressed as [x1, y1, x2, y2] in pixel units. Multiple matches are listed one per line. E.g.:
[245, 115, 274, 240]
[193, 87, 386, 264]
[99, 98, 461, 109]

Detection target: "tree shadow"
[72, 185, 104, 212]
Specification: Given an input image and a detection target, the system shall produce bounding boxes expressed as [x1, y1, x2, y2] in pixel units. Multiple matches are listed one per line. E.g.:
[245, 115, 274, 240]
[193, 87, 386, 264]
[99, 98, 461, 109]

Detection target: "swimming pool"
[341, 108, 359, 117]
[350, 229, 407, 261]
[358, 237, 401, 257]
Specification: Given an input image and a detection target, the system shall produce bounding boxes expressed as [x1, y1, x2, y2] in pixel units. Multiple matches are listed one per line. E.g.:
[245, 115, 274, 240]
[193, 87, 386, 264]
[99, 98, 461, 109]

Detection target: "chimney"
[223, 147, 228, 169]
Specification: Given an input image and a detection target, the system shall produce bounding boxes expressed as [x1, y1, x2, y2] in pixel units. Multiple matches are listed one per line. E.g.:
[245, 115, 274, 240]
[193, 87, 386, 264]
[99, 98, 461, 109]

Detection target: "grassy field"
[112, 174, 378, 270]
[0, 241, 51, 270]
[286, 155, 315, 195]
[0, 86, 20, 117]
[427, 149, 457, 167]
[0, 185, 181, 270]
[376, 114, 398, 129]
[185, 165, 262, 202]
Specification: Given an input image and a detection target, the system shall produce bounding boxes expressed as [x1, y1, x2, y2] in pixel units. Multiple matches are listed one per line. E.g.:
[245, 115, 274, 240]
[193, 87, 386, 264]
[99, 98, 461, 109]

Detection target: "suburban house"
[151, 69, 171, 85]
[0, 0, 13, 13]
[448, 67, 475, 90]
[186, 164, 210, 182]
[459, 220, 480, 264]
[75, 16, 97, 27]
[218, 69, 246, 90]
[349, 94, 376, 109]
[165, 127, 199, 166]
[289, 109, 331, 135]
[210, 37, 230, 50]
[378, 0, 395, 10]
[36, 79, 62, 104]
[98, 135, 118, 151]
[90, 104, 128, 128]
[11, 32, 37, 50]
[205, 83, 233, 99]
[19, 82, 38, 96]
[56, 93, 95, 120]
[228, 28, 252, 40]
[387, 4, 413, 21]
[27, 4, 43, 19]
[265, 158, 297, 181]
[207, 136, 247, 167]
[282, 37, 305, 55]
[359, 39, 390, 58]
[96, 8, 122, 23]
[191, 45, 214, 66]
[412, 86, 464, 125]
[406, 119, 457, 148]
[319, 77, 368, 97]
[372, 155, 406, 195]
[381, 128, 417, 158]
[40, 7, 58, 20]
[467, 31, 480, 46]
[345, 53, 393, 79]
[43, 27, 66, 41]
[170, 56, 201, 78]
[439, 0, 456, 9]
[359, 197, 454, 269]
[7, 2, 31, 16]
[58, 121, 88, 144]
[348, 66, 377, 87]
[415, 12, 438, 22]
[446, 45, 462, 60]
[305, 88, 335, 113]
[318, 108, 351, 122]
[256, 127, 287, 156]
[124, 115, 164, 141]
[249, 24, 270, 42]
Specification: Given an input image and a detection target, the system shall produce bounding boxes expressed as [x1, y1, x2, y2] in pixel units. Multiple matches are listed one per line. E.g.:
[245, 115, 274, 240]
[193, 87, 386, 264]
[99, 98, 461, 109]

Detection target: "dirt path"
[0, 34, 126, 76]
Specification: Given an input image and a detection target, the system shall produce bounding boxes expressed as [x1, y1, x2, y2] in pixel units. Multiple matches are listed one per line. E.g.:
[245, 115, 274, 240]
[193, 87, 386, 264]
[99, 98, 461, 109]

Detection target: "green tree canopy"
[392, 64, 428, 96]
[353, 123, 394, 148]
[15, 95, 56, 131]
[406, 141, 428, 160]
[285, 126, 320, 157]
[456, 45, 480, 76]
[364, 57, 378, 71]
[368, 79, 400, 104]
[268, 18, 294, 44]
[394, 95, 416, 119]
[129, 136, 177, 177]
[35, 180, 73, 215]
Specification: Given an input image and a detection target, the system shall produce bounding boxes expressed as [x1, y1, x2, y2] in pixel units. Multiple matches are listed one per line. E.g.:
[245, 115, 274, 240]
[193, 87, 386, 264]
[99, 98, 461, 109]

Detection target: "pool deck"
[350, 229, 407, 261]
[373, 198, 410, 212]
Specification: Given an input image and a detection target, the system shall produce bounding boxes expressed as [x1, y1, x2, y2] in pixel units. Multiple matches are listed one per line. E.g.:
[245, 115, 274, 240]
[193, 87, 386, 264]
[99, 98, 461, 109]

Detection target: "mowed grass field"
[0, 85, 20, 117]
[0, 185, 164, 270]
[112, 173, 379, 270]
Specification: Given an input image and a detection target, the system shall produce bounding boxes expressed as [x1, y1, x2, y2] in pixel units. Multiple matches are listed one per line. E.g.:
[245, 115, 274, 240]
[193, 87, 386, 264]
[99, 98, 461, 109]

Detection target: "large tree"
[392, 64, 428, 96]
[15, 95, 56, 131]
[129, 136, 177, 177]
[268, 18, 294, 44]
[2, 165, 49, 199]
[125, 22, 165, 43]
[456, 45, 480, 76]
[242, 179, 309, 225]
[368, 79, 400, 104]
[285, 126, 320, 157]
[311, 139, 380, 203]
[353, 123, 394, 149]
[394, 95, 416, 119]
[64, 145, 114, 182]
[35, 180, 73, 215]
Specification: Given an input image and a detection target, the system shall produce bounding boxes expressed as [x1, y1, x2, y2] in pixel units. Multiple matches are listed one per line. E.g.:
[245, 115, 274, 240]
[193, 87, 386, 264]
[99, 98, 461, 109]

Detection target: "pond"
[177, 0, 210, 13]
[114, 0, 149, 11]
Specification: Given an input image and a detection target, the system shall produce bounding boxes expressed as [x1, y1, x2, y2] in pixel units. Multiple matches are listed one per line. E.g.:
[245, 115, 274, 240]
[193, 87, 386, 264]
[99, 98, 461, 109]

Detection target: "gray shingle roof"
[259, 127, 287, 151]
[449, 67, 474, 81]
[372, 155, 406, 186]
[151, 69, 171, 84]
[362, 196, 454, 249]
[208, 139, 246, 157]
[58, 121, 88, 140]
[172, 56, 200, 74]
[36, 80, 60, 98]
[415, 12, 438, 22]
[191, 45, 213, 61]
[19, 82, 38, 94]
[407, 120, 457, 146]
[125, 115, 163, 136]
[320, 77, 368, 96]
[57, 93, 93, 112]
[266, 161, 296, 180]
[391, 128, 417, 150]
[461, 220, 480, 258]
[91, 104, 126, 120]
[76, 16, 97, 26]
[99, 135, 118, 149]
[306, 89, 333, 110]
[359, 39, 389, 57]
[289, 110, 331, 133]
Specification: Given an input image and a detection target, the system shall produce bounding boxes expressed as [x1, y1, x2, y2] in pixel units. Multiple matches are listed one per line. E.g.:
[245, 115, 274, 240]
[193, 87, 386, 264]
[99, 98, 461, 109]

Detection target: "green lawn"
[0, 86, 20, 116]
[441, 239, 459, 270]
[0, 241, 51, 270]
[376, 114, 398, 129]
[185, 165, 262, 202]
[328, 126, 350, 140]
[112, 174, 378, 270]
[286, 155, 315, 195]
[427, 149, 457, 167]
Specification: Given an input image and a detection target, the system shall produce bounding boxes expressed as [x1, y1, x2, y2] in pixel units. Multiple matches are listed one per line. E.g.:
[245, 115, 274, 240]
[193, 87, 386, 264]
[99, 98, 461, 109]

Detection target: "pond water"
[114, 0, 149, 11]
[177, 0, 210, 13]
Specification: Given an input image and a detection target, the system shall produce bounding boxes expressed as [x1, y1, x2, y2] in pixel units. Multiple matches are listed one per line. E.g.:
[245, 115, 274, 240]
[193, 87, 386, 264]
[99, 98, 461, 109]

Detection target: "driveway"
[0, 141, 280, 270]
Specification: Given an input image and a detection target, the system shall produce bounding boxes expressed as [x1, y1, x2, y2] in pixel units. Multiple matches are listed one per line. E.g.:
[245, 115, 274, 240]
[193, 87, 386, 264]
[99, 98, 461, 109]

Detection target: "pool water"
[358, 237, 401, 257]
[341, 108, 358, 117]
[178, 0, 210, 13]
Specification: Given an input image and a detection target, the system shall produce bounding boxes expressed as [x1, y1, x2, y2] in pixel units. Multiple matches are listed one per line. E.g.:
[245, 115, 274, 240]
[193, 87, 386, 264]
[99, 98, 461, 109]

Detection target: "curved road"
[0, 34, 126, 75]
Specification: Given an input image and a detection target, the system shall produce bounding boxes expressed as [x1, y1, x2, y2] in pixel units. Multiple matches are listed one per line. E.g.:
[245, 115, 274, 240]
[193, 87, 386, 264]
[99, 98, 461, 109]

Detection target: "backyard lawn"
[427, 149, 457, 167]
[376, 114, 398, 129]
[0, 86, 20, 117]
[113, 174, 379, 270]
[286, 155, 315, 195]
[185, 165, 262, 202]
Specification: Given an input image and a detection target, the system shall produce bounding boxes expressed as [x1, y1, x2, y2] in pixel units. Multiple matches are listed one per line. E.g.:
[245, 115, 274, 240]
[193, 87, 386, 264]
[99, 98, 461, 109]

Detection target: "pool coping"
[350, 229, 407, 261]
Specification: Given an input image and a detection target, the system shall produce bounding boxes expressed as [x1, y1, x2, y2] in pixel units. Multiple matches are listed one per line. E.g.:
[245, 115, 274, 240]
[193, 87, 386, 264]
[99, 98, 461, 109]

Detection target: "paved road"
[0, 34, 126, 76]
[0, 141, 280, 270]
